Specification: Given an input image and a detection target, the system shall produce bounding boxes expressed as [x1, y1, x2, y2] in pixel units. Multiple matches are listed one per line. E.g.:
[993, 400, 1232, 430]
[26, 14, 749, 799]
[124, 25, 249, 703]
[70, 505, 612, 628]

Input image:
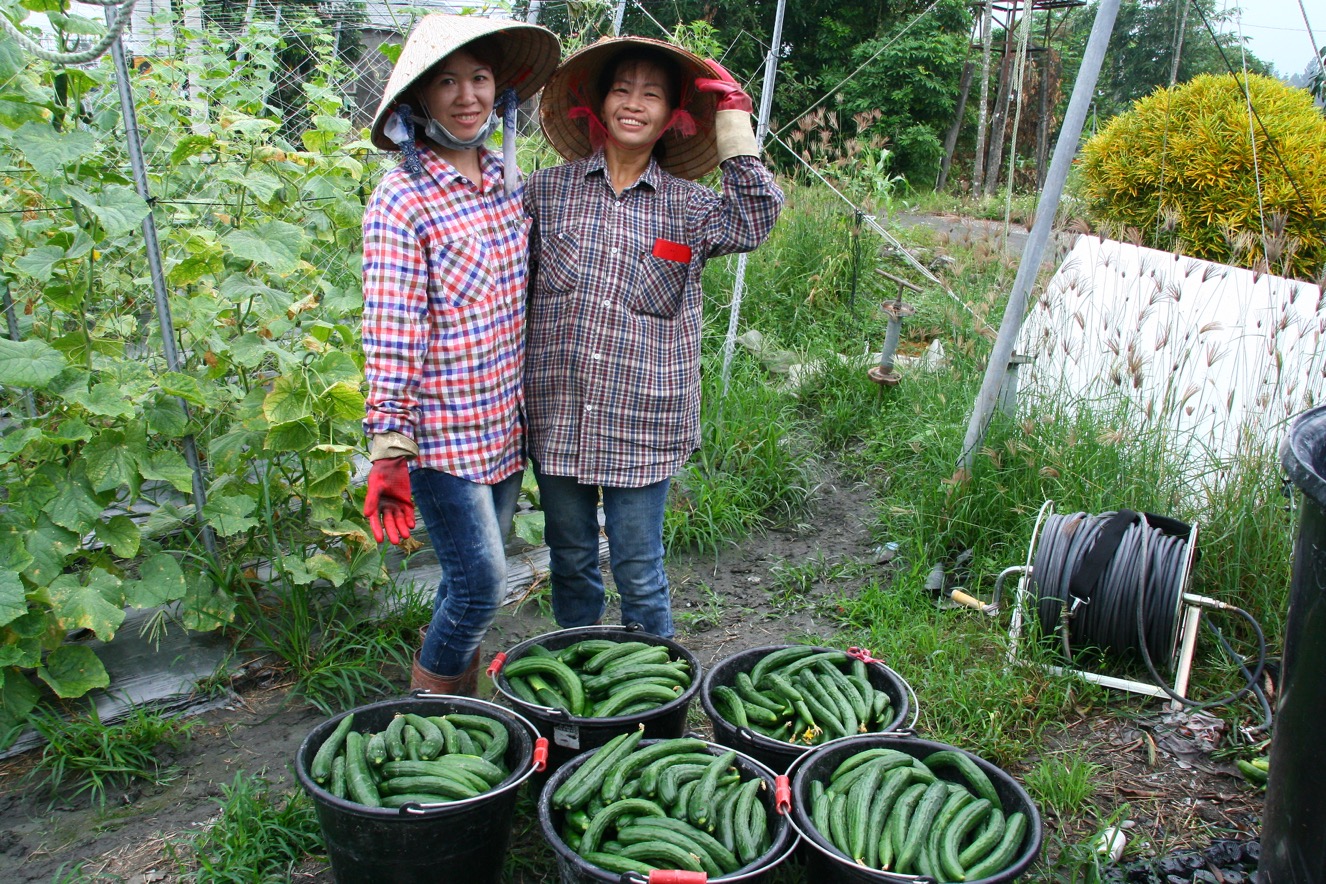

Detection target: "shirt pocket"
[430, 235, 493, 309]
[537, 229, 580, 294]
[629, 251, 691, 319]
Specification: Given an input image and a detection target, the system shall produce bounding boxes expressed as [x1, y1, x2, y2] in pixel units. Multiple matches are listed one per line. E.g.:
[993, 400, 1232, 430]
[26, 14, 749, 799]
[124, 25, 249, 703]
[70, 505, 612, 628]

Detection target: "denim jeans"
[411, 468, 522, 676]
[533, 465, 673, 638]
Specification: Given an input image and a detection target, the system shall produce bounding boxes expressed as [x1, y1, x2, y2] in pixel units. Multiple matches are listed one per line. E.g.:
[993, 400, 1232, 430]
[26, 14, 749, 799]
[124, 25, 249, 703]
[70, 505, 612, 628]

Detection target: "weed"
[26, 700, 194, 809]
[166, 770, 323, 883]
[1025, 750, 1105, 819]
[675, 581, 729, 632]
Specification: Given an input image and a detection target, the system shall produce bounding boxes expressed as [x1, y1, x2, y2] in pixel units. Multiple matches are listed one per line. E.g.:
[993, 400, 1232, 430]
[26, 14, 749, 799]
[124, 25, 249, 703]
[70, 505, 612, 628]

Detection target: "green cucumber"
[310, 712, 354, 784]
[924, 748, 1003, 811]
[377, 775, 481, 800]
[958, 806, 1007, 868]
[402, 713, 445, 760]
[343, 731, 380, 808]
[689, 749, 736, 830]
[732, 776, 767, 864]
[963, 810, 1027, 880]
[593, 682, 680, 718]
[583, 641, 652, 673]
[445, 713, 509, 765]
[384, 713, 407, 761]
[940, 797, 992, 881]
[896, 779, 950, 874]
[503, 655, 587, 716]
[580, 852, 657, 875]
[577, 797, 667, 854]
[750, 646, 818, 686]
[598, 737, 709, 802]
[553, 726, 644, 810]
[329, 754, 346, 800]
[622, 817, 741, 875]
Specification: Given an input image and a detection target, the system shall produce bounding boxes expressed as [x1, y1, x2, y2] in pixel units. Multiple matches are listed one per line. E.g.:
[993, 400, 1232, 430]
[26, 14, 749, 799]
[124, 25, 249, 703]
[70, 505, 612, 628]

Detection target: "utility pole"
[958, 0, 1124, 473]
[612, 0, 627, 35]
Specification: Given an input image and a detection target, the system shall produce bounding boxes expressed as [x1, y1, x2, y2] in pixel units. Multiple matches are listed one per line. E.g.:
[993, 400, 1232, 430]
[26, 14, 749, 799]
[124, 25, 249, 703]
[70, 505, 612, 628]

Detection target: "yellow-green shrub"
[1080, 73, 1326, 281]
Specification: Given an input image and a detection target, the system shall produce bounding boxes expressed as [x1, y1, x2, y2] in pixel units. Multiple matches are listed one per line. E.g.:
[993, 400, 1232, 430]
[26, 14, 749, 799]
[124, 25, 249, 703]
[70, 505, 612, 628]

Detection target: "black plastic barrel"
[787, 733, 1041, 883]
[490, 625, 702, 771]
[1264, 407, 1326, 883]
[295, 695, 541, 884]
[700, 645, 913, 773]
[537, 737, 799, 882]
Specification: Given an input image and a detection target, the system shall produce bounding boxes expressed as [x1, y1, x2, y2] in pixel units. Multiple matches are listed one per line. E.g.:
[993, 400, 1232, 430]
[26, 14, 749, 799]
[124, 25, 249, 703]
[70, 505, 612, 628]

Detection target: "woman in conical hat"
[522, 37, 784, 638]
[360, 14, 558, 694]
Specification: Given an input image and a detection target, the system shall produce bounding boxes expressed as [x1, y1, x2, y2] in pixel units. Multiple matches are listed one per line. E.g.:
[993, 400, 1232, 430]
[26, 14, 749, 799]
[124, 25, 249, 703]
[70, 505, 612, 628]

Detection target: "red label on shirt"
[652, 238, 692, 263]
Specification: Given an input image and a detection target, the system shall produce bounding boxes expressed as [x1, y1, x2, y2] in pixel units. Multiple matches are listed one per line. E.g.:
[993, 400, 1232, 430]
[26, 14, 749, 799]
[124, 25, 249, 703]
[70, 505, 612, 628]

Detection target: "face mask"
[414, 111, 501, 151]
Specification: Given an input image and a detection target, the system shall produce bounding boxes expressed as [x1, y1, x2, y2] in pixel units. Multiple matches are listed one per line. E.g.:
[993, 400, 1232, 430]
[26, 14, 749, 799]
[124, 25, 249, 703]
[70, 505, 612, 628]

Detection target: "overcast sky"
[1232, 0, 1321, 77]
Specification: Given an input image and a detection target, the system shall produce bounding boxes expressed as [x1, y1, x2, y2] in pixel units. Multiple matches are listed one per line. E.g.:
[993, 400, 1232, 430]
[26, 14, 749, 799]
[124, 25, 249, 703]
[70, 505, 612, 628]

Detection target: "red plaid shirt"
[362, 146, 529, 483]
[523, 152, 783, 487]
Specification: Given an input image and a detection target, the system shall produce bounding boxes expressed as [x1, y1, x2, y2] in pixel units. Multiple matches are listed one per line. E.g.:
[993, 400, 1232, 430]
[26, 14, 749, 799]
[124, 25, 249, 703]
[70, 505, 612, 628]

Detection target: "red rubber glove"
[695, 59, 754, 113]
[363, 457, 415, 545]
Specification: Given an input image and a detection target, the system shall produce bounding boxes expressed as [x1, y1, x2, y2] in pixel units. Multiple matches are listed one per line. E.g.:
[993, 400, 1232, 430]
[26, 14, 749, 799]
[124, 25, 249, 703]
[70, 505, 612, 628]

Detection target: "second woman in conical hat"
[360, 14, 559, 695]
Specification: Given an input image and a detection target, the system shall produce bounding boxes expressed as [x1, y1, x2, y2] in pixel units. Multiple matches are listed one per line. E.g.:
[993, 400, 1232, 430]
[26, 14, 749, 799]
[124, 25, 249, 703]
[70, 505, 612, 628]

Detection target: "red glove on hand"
[695, 59, 754, 113]
[363, 457, 415, 545]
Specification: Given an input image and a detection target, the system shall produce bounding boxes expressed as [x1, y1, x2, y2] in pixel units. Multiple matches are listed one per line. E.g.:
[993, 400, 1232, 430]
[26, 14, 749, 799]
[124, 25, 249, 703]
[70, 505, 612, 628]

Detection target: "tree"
[1062, 0, 1269, 121]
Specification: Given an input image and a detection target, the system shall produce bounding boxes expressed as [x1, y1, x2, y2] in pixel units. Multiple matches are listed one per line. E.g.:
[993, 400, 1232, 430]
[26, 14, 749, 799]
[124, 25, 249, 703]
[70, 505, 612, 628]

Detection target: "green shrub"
[1079, 73, 1326, 281]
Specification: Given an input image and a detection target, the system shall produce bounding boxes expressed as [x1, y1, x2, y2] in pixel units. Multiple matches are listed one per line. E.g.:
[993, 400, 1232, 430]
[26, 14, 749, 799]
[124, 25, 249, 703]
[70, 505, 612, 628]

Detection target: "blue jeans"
[411, 468, 522, 676]
[533, 465, 673, 638]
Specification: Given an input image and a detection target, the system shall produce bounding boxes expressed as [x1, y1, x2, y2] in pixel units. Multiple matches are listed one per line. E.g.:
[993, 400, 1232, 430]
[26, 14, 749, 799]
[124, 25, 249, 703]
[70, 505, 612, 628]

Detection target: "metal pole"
[525, 0, 543, 24]
[957, 0, 1122, 472]
[0, 276, 36, 418]
[107, 10, 217, 557]
[612, 0, 627, 36]
[720, 0, 786, 400]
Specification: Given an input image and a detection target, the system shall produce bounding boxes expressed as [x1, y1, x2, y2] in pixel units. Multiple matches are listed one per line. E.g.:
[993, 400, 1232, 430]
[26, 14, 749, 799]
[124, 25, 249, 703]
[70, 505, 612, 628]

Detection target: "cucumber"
[712, 684, 750, 728]
[310, 712, 354, 784]
[964, 810, 1027, 880]
[817, 660, 868, 725]
[715, 781, 743, 853]
[381, 756, 505, 787]
[598, 645, 672, 670]
[377, 775, 481, 800]
[958, 806, 1007, 868]
[598, 737, 709, 802]
[366, 732, 388, 767]
[796, 671, 847, 738]
[580, 852, 657, 876]
[577, 797, 667, 854]
[581, 663, 691, 694]
[403, 725, 422, 761]
[734, 671, 788, 714]
[618, 822, 721, 876]
[384, 713, 407, 761]
[593, 682, 681, 718]
[732, 776, 767, 865]
[329, 755, 347, 800]
[402, 713, 445, 760]
[896, 779, 950, 874]
[830, 747, 914, 782]
[886, 782, 929, 869]
[847, 756, 888, 863]
[924, 748, 1003, 811]
[939, 797, 992, 881]
[638, 751, 718, 796]
[617, 841, 705, 873]
[826, 787, 852, 857]
[749, 646, 818, 686]
[828, 752, 913, 796]
[622, 817, 740, 875]
[775, 650, 851, 682]
[445, 713, 508, 765]
[583, 641, 652, 673]
[343, 731, 381, 808]
[557, 639, 618, 665]
[689, 749, 736, 830]
[863, 766, 918, 869]
[553, 726, 644, 810]
[657, 762, 709, 807]
[503, 655, 587, 716]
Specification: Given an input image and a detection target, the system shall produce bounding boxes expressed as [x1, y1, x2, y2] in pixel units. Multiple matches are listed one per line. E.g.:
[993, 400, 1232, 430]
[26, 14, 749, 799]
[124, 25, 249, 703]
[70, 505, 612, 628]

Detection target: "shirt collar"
[586, 148, 662, 193]
[419, 144, 503, 194]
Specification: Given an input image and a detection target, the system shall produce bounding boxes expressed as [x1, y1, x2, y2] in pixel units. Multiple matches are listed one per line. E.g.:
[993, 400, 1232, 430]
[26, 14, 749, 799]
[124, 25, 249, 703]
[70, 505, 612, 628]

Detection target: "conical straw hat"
[540, 36, 719, 181]
[370, 14, 561, 152]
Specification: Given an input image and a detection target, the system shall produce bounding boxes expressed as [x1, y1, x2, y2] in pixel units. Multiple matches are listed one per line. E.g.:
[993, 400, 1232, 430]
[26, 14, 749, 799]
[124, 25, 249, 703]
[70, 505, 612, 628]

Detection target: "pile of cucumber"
[550, 728, 774, 877]
[710, 647, 895, 745]
[499, 639, 692, 718]
[807, 746, 1027, 881]
[308, 710, 511, 809]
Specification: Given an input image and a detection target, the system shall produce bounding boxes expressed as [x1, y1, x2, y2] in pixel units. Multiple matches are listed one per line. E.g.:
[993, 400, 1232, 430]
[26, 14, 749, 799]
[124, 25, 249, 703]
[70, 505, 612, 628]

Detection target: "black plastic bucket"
[295, 695, 542, 884]
[537, 737, 799, 882]
[490, 625, 702, 771]
[787, 733, 1041, 883]
[1264, 406, 1326, 883]
[700, 645, 914, 773]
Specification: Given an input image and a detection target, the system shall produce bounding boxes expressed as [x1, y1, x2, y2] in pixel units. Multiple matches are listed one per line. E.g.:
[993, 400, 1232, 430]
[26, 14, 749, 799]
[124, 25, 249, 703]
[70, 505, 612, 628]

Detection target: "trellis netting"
[1017, 235, 1326, 475]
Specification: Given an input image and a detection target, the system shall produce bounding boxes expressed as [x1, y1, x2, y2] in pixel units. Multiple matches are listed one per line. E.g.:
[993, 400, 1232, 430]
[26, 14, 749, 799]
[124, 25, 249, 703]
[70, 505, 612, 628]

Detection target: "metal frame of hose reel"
[997, 500, 1222, 712]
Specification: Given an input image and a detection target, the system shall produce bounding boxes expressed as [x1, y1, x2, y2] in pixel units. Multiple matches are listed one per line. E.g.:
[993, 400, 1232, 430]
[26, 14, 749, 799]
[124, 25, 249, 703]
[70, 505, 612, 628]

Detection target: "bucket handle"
[531, 736, 549, 772]
[774, 774, 791, 814]
[617, 873, 707, 884]
[486, 651, 507, 678]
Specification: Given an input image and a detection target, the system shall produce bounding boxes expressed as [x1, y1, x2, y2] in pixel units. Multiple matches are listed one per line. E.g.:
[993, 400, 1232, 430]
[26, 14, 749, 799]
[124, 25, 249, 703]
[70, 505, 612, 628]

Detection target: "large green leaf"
[0, 337, 67, 388]
[140, 448, 196, 494]
[319, 381, 365, 421]
[265, 418, 318, 452]
[94, 515, 140, 559]
[0, 525, 34, 574]
[141, 501, 193, 539]
[0, 670, 40, 751]
[39, 645, 110, 699]
[63, 184, 151, 239]
[170, 134, 215, 164]
[12, 244, 65, 283]
[48, 570, 125, 641]
[263, 373, 314, 424]
[158, 371, 207, 407]
[64, 381, 137, 418]
[84, 429, 142, 493]
[223, 222, 306, 274]
[0, 570, 25, 628]
[180, 574, 235, 632]
[125, 552, 186, 608]
[227, 332, 272, 369]
[202, 492, 258, 537]
[144, 396, 189, 438]
[47, 476, 106, 535]
[22, 518, 79, 587]
[12, 121, 97, 178]
[311, 349, 362, 387]
[0, 428, 42, 467]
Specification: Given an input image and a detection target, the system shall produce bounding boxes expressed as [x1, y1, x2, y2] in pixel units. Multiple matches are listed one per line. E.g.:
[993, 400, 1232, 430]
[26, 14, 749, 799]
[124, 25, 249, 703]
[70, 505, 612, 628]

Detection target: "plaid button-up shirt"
[362, 146, 529, 483]
[524, 152, 783, 487]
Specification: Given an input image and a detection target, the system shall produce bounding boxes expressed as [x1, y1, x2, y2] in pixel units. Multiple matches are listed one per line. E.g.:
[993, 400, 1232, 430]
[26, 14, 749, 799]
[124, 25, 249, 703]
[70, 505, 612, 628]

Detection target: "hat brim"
[370, 15, 561, 152]
[539, 36, 719, 181]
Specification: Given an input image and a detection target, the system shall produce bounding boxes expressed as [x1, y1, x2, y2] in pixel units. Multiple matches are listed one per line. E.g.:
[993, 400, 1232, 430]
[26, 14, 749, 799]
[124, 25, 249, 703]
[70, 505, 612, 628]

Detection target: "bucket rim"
[537, 736, 799, 881]
[491, 626, 703, 723]
[295, 694, 543, 817]
[700, 644, 915, 753]
[784, 733, 1042, 884]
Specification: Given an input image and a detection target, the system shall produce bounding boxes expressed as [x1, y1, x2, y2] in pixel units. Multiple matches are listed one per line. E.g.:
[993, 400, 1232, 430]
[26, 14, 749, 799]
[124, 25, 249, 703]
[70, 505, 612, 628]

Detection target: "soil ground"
[0, 470, 1265, 883]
